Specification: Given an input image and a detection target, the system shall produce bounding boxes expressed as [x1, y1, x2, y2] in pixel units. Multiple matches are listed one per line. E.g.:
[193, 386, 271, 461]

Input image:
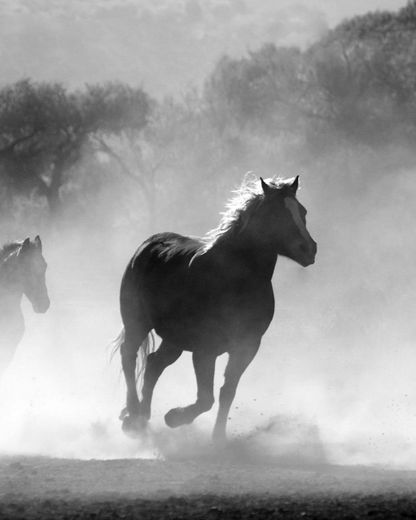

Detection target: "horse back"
[120, 232, 200, 316]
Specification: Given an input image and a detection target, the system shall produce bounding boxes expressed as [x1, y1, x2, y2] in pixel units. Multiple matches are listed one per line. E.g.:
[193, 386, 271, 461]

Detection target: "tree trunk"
[45, 162, 65, 218]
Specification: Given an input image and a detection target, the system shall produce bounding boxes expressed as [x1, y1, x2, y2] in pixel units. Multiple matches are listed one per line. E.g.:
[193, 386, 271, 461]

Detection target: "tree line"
[1, 1, 415, 235]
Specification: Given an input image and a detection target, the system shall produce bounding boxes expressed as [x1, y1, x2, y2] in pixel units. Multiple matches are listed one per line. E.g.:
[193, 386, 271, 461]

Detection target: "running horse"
[0, 236, 50, 376]
[117, 176, 317, 443]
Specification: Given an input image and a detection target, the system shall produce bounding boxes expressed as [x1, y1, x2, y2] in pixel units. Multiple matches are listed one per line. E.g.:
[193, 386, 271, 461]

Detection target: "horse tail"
[111, 328, 156, 397]
[135, 330, 156, 395]
[110, 328, 125, 361]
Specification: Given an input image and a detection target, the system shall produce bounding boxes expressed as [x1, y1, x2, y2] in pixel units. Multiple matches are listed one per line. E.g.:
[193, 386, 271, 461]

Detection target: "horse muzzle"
[33, 297, 50, 313]
[300, 255, 315, 267]
[294, 239, 317, 267]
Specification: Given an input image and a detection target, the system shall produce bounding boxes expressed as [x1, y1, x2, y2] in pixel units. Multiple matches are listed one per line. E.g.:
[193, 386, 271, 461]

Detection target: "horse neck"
[209, 225, 279, 281]
[0, 254, 24, 301]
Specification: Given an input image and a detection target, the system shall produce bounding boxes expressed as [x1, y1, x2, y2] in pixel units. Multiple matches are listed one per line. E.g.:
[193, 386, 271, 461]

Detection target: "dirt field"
[1, 454, 416, 519]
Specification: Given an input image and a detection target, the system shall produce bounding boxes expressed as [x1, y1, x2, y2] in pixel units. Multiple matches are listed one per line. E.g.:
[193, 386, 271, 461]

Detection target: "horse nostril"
[299, 241, 316, 258]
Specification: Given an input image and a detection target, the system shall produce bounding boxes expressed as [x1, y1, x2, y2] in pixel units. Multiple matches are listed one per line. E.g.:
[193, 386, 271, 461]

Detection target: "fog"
[0, 162, 415, 469]
[0, 0, 416, 473]
[0, 0, 407, 96]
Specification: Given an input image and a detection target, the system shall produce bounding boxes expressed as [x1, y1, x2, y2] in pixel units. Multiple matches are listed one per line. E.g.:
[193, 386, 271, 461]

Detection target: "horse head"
[18, 236, 50, 313]
[260, 176, 317, 267]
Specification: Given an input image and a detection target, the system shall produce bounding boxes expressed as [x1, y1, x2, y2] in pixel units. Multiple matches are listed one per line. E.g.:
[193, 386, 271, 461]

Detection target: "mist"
[0, 0, 406, 97]
[0, 0, 416, 475]
[1, 164, 415, 469]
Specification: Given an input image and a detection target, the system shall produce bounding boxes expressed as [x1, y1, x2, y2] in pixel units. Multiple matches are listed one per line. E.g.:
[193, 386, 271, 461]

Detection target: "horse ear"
[19, 238, 31, 255]
[290, 175, 299, 194]
[34, 235, 42, 251]
[260, 177, 272, 195]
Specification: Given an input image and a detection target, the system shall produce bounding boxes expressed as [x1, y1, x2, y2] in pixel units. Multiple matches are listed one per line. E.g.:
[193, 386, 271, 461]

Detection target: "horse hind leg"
[119, 322, 150, 435]
[165, 349, 216, 428]
[140, 340, 182, 420]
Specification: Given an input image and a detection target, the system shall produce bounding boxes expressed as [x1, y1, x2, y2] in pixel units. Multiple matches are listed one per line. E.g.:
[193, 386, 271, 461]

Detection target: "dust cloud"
[0, 0, 414, 473]
[0, 162, 415, 470]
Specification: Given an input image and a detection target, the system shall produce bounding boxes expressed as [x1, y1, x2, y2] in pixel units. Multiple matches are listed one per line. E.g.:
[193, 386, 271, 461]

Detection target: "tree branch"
[92, 136, 150, 198]
[0, 130, 39, 158]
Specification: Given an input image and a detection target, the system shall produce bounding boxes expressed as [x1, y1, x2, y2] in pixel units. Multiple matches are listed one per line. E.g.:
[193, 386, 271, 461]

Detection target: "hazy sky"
[0, 0, 409, 96]
[298, 0, 407, 25]
[0, 0, 408, 23]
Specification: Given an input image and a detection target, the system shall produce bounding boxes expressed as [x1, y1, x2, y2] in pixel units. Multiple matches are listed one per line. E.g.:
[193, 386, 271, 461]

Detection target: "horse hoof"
[119, 407, 129, 421]
[212, 429, 227, 448]
[212, 436, 227, 449]
[164, 408, 186, 428]
[121, 415, 147, 437]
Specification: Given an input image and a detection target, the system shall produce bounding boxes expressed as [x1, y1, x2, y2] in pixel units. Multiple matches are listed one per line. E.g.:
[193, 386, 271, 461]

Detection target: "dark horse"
[0, 236, 50, 376]
[117, 176, 317, 443]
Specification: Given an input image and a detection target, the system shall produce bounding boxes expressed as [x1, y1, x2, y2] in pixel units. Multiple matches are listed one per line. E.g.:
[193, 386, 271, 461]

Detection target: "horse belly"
[152, 305, 227, 352]
[152, 286, 274, 352]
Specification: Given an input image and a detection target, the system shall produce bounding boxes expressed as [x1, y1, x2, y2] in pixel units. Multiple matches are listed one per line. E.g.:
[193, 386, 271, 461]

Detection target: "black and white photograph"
[0, 0, 415, 518]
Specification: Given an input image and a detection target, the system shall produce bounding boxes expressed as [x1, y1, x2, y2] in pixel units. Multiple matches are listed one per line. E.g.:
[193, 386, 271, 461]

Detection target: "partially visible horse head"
[17, 236, 50, 313]
[260, 175, 317, 267]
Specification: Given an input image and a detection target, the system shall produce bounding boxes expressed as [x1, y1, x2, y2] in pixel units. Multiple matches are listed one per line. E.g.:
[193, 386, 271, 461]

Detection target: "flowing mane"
[0, 241, 22, 262]
[198, 175, 293, 254]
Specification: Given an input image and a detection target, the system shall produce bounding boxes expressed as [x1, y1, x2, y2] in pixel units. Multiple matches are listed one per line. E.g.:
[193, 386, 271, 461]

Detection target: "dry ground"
[1, 454, 416, 519]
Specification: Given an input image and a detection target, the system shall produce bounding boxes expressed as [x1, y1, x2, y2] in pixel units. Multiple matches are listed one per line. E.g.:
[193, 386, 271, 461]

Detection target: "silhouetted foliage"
[204, 1, 416, 154]
[307, 2, 416, 146]
[0, 80, 151, 215]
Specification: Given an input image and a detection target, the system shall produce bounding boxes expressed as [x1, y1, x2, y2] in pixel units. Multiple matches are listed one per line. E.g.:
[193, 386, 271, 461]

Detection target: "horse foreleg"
[140, 341, 182, 420]
[165, 349, 216, 428]
[212, 343, 259, 445]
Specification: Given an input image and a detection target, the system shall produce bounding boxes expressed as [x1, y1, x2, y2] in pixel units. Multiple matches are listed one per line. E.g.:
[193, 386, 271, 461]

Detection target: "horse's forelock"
[264, 177, 298, 194]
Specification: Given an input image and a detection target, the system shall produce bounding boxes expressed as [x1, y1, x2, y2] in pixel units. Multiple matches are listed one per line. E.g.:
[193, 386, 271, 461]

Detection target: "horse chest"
[0, 299, 24, 347]
[0, 290, 23, 318]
